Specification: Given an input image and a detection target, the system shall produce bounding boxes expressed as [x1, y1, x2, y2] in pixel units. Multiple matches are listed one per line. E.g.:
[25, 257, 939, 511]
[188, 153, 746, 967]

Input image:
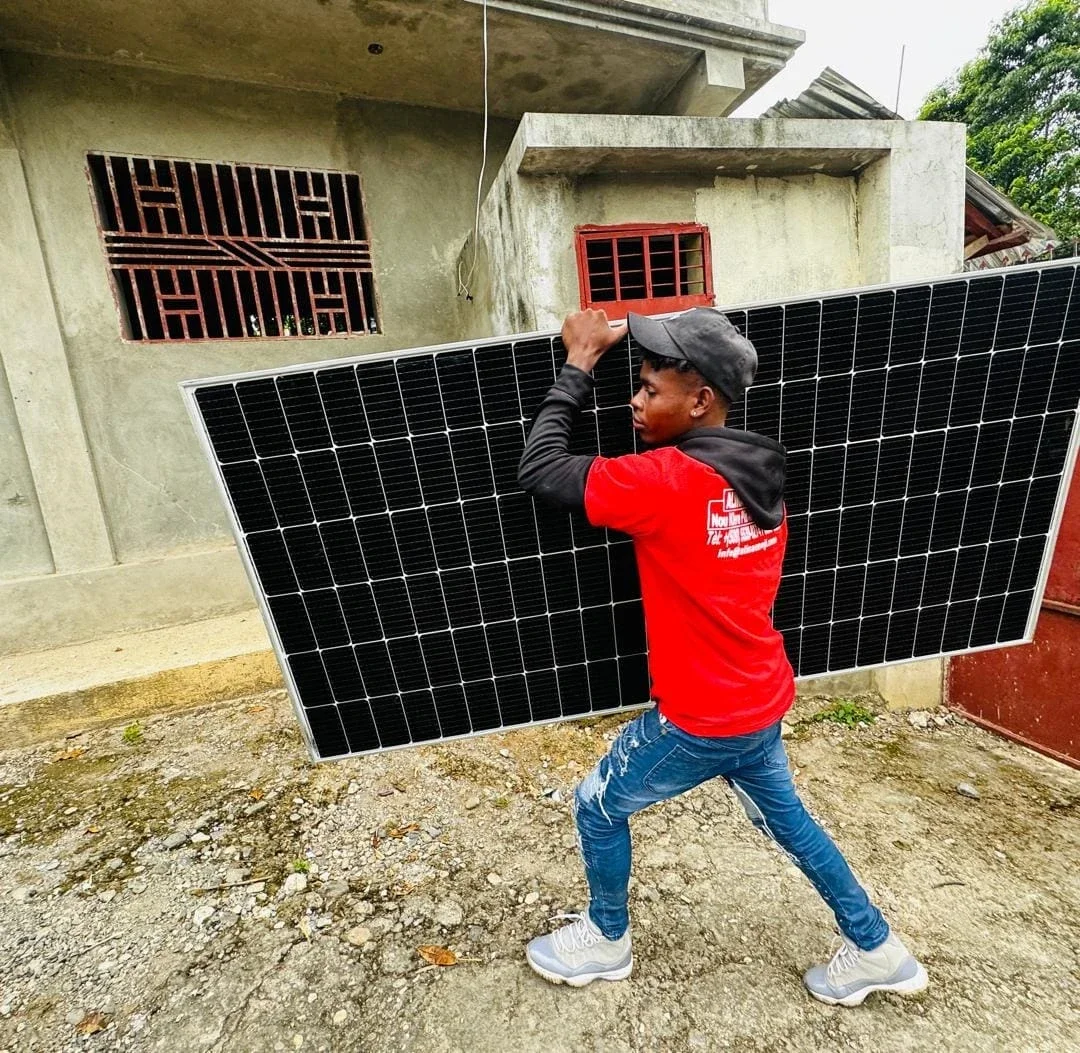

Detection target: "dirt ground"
[1, 690, 1078, 1053]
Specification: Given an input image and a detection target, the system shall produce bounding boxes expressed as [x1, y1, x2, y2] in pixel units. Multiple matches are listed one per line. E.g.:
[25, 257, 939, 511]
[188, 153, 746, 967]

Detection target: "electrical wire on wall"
[457, 0, 490, 301]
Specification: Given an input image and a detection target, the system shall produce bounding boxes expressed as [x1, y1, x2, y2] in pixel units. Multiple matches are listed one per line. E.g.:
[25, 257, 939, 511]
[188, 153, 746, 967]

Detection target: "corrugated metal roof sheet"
[761, 67, 1058, 266]
[762, 67, 899, 121]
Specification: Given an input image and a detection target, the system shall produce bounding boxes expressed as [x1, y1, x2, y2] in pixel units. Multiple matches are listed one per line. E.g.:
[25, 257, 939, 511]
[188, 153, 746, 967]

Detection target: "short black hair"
[641, 350, 730, 409]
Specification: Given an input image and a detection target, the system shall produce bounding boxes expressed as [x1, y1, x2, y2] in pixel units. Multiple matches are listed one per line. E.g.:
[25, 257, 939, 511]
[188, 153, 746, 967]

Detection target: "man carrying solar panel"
[517, 307, 928, 1006]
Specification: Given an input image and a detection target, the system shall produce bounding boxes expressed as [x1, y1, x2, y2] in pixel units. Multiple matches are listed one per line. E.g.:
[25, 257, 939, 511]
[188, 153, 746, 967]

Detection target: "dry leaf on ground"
[53, 748, 86, 762]
[75, 1011, 109, 1035]
[418, 945, 458, 966]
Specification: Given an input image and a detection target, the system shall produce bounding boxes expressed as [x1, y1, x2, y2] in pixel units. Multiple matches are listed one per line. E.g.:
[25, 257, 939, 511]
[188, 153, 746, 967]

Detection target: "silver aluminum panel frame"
[181, 256, 1080, 762]
[1025, 382, 1080, 639]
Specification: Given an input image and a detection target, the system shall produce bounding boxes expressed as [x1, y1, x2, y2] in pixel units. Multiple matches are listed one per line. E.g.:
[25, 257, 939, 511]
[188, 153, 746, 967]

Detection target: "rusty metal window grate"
[576, 223, 714, 321]
[87, 154, 379, 341]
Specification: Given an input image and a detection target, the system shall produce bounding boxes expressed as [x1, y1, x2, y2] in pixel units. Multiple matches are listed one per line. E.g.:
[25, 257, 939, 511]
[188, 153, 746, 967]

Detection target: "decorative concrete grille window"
[575, 223, 714, 320]
[87, 154, 379, 341]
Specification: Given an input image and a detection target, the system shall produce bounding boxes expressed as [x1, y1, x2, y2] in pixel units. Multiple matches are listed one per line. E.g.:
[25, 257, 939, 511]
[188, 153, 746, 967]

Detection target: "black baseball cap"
[627, 307, 758, 404]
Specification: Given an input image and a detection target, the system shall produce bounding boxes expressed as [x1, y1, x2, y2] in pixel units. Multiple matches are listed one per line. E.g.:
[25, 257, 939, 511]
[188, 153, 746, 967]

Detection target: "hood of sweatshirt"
[673, 426, 786, 530]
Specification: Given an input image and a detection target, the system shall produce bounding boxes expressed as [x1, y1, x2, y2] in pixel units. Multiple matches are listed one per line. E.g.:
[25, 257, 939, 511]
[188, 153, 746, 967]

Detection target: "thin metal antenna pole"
[895, 44, 907, 114]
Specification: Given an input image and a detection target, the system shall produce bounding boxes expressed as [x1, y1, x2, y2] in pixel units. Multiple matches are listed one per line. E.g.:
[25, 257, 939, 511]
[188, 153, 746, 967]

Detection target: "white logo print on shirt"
[706, 488, 779, 559]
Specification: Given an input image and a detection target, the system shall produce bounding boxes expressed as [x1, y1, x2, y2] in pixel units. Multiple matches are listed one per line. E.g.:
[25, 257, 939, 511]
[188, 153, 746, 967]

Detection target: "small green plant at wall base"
[806, 699, 877, 728]
[291, 858, 311, 873]
[493, 795, 510, 809]
[121, 722, 143, 745]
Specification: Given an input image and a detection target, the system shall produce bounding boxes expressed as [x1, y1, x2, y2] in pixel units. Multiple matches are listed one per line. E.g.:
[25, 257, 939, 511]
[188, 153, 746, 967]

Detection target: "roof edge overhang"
[508, 113, 924, 177]
[0, 1, 804, 120]
[467, 0, 805, 61]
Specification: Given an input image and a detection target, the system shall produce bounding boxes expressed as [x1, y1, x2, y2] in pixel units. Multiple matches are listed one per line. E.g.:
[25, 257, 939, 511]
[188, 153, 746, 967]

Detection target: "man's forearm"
[517, 363, 596, 510]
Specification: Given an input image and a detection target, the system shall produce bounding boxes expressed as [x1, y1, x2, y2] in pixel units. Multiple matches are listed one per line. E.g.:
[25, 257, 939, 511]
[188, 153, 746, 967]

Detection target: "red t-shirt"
[584, 446, 794, 737]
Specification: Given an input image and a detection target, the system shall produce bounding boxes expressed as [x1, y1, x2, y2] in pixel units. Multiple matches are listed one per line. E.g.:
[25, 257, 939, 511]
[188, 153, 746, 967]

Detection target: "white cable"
[457, 0, 490, 300]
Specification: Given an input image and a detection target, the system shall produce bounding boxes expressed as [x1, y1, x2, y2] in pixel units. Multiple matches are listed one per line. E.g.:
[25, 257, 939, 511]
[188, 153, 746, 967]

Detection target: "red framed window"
[87, 153, 379, 341]
[575, 223, 714, 320]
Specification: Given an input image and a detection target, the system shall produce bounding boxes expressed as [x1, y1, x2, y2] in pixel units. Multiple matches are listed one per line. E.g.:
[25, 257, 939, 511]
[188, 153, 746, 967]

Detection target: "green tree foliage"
[920, 0, 1080, 245]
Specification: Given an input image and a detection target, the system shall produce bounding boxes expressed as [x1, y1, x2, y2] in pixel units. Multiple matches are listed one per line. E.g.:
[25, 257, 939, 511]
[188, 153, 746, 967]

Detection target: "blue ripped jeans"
[571, 705, 889, 951]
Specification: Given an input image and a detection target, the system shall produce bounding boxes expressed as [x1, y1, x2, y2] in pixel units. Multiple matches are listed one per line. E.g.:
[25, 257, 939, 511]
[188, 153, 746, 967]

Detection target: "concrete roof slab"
[0, 0, 802, 117]
[511, 113, 906, 176]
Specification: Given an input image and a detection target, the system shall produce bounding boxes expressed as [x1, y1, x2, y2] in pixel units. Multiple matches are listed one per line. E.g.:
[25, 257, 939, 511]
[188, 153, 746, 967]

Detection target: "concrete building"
[0, 1, 961, 731]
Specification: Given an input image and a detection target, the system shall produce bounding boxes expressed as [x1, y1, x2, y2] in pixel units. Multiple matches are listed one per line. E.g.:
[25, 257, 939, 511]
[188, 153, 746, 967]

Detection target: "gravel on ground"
[1, 690, 1078, 1052]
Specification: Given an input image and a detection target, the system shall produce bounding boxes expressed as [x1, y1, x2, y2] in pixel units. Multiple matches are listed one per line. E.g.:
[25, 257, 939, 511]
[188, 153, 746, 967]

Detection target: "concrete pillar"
[875, 660, 944, 712]
[857, 121, 967, 286]
[0, 78, 114, 573]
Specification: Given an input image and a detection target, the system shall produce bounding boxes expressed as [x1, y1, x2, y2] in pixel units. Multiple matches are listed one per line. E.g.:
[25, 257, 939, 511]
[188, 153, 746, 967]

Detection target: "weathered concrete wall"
[0, 63, 53, 579]
[471, 173, 705, 334]
[697, 173, 860, 303]
[459, 161, 559, 338]
[472, 113, 966, 318]
[863, 121, 969, 283]
[470, 165, 872, 329]
[0, 51, 516, 652]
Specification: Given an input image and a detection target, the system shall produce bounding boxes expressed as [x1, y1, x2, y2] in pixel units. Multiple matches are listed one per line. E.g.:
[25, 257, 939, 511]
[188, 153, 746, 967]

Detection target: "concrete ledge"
[468, 0, 804, 115]
[0, 545, 256, 656]
[797, 671, 874, 697]
[0, 610, 282, 746]
[470, 0, 806, 57]
[797, 661, 944, 710]
[0, 652, 283, 748]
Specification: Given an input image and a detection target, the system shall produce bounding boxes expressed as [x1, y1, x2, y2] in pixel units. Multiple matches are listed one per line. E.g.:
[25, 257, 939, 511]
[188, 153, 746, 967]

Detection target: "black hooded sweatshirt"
[517, 363, 786, 529]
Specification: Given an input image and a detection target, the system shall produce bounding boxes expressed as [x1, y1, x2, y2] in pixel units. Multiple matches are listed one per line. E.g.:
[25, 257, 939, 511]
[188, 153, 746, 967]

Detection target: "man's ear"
[692, 384, 717, 415]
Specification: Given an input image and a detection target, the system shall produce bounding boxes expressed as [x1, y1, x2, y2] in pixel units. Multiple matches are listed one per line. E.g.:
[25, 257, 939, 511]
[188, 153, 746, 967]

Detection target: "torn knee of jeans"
[578, 766, 602, 804]
[576, 764, 614, 825]
[728, 780, 762, 825]
[729, 780, 801, 866]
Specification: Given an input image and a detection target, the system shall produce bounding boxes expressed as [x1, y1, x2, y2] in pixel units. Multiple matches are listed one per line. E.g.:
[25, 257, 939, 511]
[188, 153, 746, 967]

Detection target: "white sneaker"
[526, 912, 633, 987]
[803, 931, 928, 1006]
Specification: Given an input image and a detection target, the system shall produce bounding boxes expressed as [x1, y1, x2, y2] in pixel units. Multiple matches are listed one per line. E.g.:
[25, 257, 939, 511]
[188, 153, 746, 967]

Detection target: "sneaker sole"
[808, 963, 929, 1007]
[526, 954, 633, 988]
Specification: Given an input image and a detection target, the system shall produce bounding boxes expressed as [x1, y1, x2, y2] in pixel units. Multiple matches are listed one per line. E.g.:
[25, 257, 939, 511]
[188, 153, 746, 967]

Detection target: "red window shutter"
[87, 153, 379, 342]
[575, 223, 714, 321]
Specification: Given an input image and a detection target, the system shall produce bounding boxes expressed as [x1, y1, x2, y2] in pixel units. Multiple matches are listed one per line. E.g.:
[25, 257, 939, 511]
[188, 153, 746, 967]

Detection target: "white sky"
[732, 0, 1026, 119]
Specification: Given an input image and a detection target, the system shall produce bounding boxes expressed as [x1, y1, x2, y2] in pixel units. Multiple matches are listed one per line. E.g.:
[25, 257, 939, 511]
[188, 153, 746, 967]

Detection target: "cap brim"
[627, 313, 687, 361]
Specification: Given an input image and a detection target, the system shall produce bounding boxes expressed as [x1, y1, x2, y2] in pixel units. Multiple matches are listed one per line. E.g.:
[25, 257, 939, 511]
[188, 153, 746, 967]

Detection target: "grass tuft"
[805, 699, 877, 729]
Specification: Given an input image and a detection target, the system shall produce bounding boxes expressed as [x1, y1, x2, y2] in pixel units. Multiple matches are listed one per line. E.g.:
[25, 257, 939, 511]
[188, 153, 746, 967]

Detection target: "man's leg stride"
[525, 706, 720, 987]
[524, 710, 928, 1004]
[724, 725, 929, 1006]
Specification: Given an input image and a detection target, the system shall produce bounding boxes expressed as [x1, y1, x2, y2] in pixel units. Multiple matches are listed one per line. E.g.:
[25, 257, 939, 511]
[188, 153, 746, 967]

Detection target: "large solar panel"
[184, 259, 1080, 761]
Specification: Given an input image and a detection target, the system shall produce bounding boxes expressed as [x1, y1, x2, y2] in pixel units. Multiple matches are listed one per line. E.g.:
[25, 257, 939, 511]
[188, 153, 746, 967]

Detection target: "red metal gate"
[949, 465, 1080, 768]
